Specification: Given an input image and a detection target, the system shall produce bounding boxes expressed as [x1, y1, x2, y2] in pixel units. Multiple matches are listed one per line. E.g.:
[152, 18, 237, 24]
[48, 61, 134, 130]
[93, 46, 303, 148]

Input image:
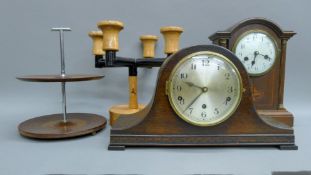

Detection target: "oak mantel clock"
[209, 18, 295, 127]
[109, 45, 296, 151]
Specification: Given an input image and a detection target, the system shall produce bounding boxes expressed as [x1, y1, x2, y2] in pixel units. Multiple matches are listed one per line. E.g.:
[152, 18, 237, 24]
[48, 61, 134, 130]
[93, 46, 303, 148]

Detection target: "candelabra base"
[109, 104, 145, 126]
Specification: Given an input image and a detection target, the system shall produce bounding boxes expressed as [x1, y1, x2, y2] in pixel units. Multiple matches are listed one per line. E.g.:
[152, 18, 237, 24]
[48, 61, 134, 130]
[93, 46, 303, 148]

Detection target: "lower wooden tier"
[18, 113, 107, 139]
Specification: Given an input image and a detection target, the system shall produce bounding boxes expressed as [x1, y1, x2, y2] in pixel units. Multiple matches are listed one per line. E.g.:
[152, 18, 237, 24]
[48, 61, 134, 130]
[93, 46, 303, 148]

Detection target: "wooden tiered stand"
[17, 28, 107, 139]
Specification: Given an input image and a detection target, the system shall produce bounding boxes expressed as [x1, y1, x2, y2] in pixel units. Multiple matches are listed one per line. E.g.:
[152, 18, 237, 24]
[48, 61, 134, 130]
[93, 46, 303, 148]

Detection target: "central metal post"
[61, 81, 67, 123]
[52, 27, 71, 123]
[59, 30, 66, 76]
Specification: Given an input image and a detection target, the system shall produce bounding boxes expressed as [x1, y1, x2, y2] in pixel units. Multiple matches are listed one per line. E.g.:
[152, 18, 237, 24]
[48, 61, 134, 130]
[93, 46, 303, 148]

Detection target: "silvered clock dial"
[234, 31, 277, 76]
[167, 51, 242, 126]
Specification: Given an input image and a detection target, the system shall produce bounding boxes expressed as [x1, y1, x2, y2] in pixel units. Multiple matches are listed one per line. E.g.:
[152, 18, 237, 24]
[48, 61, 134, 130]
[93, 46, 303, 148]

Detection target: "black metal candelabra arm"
[94, 50, 166, 74]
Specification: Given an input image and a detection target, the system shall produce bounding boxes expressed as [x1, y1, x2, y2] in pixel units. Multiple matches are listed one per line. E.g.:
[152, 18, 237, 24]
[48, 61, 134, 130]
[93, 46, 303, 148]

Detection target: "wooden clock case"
[209, 18, 295, 127]
[108, 45, 296, 151]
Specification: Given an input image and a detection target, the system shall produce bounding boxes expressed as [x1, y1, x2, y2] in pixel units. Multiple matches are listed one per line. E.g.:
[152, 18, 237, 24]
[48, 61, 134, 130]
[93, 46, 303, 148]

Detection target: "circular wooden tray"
[18, 113, 107, 139]
[17, 74, 104, 82]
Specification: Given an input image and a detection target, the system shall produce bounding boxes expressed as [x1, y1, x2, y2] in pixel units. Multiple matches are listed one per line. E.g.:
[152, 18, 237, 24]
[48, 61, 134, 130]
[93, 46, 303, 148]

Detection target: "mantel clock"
[209, 18, 295, 127]
[109, 45, 296, 150]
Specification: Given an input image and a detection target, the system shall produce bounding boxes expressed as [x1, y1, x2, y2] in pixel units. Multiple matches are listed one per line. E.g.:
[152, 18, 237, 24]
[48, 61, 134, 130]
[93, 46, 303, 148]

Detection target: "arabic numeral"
[201, 111, 207, 118]
[191, 63, 196, 70]
[174, 85, 182, 91]
[214, 108, 219, 115]
[202, 60, 210, 66]
[180, 73, 188, 79]
[225, 96, 231, 105]
[227, 86, 233, 93]
[189, 107, 193, 114]
[225, 73, 230, 80]
[178, 96, 184, 105]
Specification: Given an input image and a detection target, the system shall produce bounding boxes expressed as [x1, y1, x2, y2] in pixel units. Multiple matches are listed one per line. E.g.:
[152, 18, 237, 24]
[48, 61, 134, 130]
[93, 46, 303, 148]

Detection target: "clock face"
[234, 31, 277, 76]
[167, 51, 242, 126]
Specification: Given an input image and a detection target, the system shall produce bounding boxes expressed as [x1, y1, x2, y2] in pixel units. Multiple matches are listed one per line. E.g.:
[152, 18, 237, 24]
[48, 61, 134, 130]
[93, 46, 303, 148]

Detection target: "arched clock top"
[209, 17, 296, 41]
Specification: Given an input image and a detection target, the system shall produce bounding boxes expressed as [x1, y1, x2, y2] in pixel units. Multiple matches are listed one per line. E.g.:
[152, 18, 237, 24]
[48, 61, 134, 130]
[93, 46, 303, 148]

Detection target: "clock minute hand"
[182, 90, 203, 113]
[182, 85, 208, 113]
[258, 53, 271, 61]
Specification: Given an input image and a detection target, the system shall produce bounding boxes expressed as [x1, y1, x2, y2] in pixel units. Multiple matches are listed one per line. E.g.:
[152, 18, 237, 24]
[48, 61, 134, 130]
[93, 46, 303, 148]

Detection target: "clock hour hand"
[251, 51, 259, 67]
[184, 81, 204, 91]
[251, 61, 255, 67]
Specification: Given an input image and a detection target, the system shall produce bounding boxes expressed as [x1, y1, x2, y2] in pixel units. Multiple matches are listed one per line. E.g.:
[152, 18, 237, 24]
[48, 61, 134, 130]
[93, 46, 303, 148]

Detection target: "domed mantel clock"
[209, 18, 296, 127]
[108, 45, 296, 151]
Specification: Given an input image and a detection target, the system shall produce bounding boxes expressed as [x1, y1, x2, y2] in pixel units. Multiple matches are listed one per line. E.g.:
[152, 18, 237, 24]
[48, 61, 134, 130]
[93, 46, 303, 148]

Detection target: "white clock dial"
[168, 51, 242, 126]
[234, 31, 277, 75]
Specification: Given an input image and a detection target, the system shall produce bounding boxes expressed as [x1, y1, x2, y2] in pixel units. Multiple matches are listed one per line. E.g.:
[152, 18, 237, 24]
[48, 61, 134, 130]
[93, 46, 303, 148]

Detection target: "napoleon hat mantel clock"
[108, 44, 296, 150]
[209, 18, 296, 127]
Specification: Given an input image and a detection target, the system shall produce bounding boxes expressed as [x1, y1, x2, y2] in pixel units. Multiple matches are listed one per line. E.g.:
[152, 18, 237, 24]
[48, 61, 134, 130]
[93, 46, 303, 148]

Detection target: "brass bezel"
[232, 29, 279, 77]
[167, 51, 243, 127]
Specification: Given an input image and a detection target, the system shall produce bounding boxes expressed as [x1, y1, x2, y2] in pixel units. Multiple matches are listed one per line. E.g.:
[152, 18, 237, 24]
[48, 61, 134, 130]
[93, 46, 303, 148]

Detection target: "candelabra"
[88, 20, 183, 125]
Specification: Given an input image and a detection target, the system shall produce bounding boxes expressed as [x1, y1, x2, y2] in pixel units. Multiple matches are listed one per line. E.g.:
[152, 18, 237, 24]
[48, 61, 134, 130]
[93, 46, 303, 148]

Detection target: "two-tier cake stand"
[17, 28, 107, 139]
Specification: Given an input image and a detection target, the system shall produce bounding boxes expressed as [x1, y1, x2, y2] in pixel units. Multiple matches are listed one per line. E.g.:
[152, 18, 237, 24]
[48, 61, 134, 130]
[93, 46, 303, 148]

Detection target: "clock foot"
[278, 144, 298, 150]
[108, 145, 125, 151]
